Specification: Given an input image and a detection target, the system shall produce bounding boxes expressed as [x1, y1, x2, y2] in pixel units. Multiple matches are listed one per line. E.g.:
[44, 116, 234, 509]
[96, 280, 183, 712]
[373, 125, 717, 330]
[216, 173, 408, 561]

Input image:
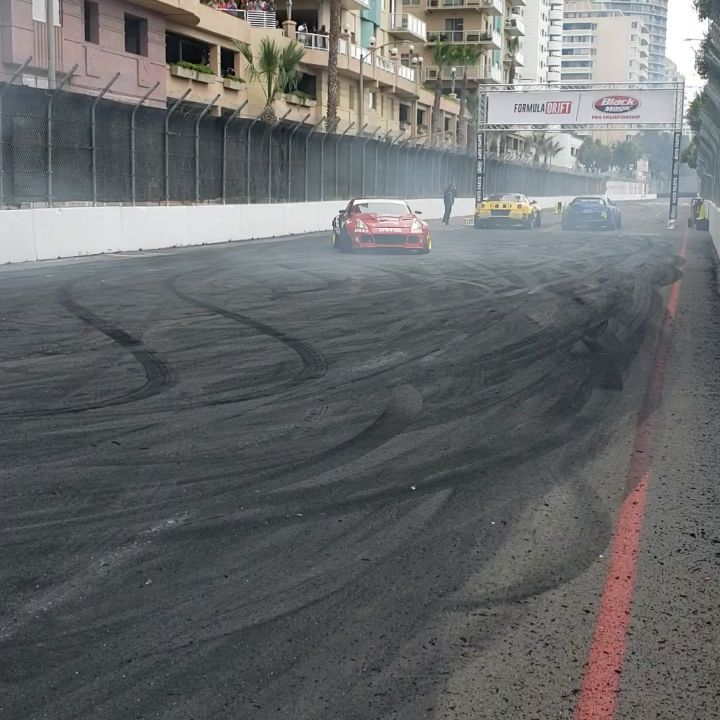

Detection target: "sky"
[665, 0, 708, 96]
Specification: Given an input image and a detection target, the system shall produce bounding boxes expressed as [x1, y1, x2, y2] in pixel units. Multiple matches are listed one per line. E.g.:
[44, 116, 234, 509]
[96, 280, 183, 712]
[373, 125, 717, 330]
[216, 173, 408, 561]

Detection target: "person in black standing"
[442, 183, 456, 225]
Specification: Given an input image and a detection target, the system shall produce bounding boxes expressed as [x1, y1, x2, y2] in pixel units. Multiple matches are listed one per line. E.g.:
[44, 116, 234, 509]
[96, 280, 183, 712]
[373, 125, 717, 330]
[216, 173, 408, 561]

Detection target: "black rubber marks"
[167, 276, 328, 403]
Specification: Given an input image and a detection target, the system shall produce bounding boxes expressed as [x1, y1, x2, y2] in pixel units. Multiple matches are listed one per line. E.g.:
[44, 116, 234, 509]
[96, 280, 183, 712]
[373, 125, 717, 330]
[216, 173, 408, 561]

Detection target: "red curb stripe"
[573, 234, 688, 720]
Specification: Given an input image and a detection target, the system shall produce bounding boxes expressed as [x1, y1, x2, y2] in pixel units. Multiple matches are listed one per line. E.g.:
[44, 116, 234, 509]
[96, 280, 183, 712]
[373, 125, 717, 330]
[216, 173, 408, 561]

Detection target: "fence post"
[164, 89, 190, 206]
[268, 109, 290, 203]
[221, 100, 247, 205]
[0, 56, 32, 208]
[46, 64, 77, 208]
[320, 129, 331, 201]
[351, 123, 367, 197]
[246, 115, 262, 203]
[287, 113, 310, 202]
[376, 130, 393, 196]
[361, 127, 379, 197]
[334, 122, 354, 200]
[91, 72, 120, 206]
[393, 131, 406, 197]
[130, 81, 159, 207]
[304, 118, 324, 202]
[194, 94, 220, 204]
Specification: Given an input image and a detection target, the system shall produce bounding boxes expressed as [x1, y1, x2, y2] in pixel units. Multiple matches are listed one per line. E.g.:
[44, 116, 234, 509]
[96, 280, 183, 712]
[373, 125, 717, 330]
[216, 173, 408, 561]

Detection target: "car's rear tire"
[616, 215, 622, 230]
[524, 216, 534, 230]
[535, 212, 542, 228]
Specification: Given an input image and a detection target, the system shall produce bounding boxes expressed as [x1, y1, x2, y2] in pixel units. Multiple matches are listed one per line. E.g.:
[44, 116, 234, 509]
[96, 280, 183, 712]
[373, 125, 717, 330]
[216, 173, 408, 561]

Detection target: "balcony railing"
[427, 28, 502, 47]
[300, 35, 416, 82]
[425, 64, 502, 83]
[389, 13, 427, 41]
[426, 0, 503, 11]
[299, 32, 330, 50]
[505, 15, 525, 36]
[219, 8, 277, 28]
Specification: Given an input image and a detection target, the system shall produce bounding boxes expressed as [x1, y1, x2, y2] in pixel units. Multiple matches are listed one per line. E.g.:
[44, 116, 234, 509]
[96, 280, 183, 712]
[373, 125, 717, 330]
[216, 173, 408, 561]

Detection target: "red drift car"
[332, 198, 432, 254]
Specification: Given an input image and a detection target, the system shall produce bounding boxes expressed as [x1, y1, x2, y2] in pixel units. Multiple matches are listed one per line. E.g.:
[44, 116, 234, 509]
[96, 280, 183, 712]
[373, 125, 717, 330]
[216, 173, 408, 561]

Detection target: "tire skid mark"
[0, 283, 176, 418]
[168, 276, 328, 385]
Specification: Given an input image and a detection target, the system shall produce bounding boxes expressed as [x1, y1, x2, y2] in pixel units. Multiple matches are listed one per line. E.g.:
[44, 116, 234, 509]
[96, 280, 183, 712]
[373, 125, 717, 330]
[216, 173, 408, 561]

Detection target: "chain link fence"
[0, 82, 604, 209]
[698, 24, 720, 207]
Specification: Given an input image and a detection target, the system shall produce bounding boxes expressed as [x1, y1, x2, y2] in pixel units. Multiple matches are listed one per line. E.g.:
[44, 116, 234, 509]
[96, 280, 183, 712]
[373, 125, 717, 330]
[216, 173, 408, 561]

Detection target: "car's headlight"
[411, 219, 423, 233]
[354, 219, 369, 233]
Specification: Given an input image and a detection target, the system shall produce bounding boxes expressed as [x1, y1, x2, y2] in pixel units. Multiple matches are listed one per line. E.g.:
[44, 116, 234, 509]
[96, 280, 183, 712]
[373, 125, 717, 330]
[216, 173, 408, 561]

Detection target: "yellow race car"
[475, 193, 541, 229]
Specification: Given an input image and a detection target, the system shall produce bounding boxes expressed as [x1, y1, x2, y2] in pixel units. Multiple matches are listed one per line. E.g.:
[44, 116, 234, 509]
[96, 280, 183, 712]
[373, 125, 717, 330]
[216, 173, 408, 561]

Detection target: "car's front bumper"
[351, 233, 427, 249]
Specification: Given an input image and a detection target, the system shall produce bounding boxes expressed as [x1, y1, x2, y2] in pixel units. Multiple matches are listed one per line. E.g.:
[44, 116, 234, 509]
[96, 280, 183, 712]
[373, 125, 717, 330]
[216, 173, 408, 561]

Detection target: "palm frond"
[432, 41, 457, 68]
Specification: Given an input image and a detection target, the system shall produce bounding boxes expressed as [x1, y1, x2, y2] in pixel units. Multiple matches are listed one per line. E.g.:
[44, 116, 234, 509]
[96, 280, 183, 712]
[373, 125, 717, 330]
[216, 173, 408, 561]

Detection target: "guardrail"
[220, 9, 277, 27]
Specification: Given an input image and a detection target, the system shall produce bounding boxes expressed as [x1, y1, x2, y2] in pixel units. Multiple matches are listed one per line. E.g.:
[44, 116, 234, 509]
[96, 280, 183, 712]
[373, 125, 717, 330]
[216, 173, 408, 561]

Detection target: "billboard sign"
[486, 89, 676, 125]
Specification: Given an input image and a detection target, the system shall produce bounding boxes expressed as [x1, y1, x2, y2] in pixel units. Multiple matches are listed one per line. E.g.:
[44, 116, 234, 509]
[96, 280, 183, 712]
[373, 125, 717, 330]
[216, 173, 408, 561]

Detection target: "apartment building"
[561, 1, 650, 83]
[519, 0, 562, 84]
[592, 0, 667, 81]
[0, 0, 473, 139]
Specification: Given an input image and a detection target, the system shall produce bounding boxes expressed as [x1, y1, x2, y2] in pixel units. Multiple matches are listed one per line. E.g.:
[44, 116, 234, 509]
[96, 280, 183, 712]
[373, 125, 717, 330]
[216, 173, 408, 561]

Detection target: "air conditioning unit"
[426, 68, 439, 79]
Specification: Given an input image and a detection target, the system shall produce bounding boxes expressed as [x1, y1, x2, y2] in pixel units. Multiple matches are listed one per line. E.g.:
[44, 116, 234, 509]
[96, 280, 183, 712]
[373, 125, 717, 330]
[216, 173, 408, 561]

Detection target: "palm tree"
[506, 36, 520, 85]
[237, 38, 305, 123]
[544, 138, 563, 167]
[326, 0, 341, 132]
[431, 41, 457, 146]
[529, 130, 550, 164]
[453, 45, 480, 150]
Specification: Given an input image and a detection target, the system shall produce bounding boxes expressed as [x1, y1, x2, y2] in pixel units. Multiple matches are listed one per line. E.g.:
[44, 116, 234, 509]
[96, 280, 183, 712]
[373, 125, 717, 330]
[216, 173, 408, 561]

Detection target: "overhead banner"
[486, 89, 677, 125]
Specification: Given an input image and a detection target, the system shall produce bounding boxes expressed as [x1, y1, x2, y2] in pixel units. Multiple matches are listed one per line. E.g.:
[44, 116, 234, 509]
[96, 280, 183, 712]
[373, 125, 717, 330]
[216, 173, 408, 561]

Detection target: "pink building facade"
[0, 0, 177, 107]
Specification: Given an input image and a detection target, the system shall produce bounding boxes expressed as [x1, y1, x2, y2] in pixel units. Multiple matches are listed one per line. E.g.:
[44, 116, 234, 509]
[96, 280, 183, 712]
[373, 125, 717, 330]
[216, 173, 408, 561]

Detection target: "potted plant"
[170, 61, 196, 79]
[194, 63, 215, 83]
[285, 90, 316, 107]
[223, 72, 245, 91]
[169, 60, 215, 83]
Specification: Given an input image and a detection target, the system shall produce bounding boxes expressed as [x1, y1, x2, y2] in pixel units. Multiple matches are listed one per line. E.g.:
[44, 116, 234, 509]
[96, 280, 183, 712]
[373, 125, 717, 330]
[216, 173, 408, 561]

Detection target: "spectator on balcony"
[318, 25, 328, 48]
[226, 0, 239, 14]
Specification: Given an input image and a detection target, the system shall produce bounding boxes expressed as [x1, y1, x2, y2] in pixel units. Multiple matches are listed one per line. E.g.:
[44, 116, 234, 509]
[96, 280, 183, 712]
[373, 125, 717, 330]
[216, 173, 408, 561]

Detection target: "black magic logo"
[593, 96, 640, 114]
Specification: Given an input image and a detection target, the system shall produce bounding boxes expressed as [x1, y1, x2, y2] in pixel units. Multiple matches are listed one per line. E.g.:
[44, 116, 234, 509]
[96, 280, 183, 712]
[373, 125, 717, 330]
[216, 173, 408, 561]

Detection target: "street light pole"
[359, 39, 418, 142]
[46, 0, 56, 90]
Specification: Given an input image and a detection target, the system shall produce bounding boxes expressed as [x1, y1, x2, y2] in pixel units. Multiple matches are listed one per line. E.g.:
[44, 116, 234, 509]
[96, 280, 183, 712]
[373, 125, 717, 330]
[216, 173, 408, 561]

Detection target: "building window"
[369, 90, 377, 110]
[32, 0, 61, 25]
[166, 32, 210, 66]
[220, 47, 238, 77]
[571, 147, 578, 156]
[125, 14, 147, 56]
[630, 34, 638, 41]
[296, 74, 317, 100]
[631, 21, 638, 27]
[84, 0, 99, 43]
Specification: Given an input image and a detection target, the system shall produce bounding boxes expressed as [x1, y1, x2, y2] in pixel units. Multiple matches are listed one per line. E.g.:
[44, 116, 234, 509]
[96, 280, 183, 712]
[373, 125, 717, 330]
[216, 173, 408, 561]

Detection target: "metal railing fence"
[0, 80, 606, 209]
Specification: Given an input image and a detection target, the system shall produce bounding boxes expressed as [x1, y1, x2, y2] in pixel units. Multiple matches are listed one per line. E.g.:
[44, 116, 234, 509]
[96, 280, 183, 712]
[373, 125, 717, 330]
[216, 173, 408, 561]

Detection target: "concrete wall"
[0, 194, 657, 265]
[706, 200, 720, 259]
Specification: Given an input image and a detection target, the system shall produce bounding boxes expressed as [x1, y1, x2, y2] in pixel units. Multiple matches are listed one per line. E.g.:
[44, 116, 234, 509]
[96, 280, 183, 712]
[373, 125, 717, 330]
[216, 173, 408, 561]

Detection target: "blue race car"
[561, 196, 622, 231]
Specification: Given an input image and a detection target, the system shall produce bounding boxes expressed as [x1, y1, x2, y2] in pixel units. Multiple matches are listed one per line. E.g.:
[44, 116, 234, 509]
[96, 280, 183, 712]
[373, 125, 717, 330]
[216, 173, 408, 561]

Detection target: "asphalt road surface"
[1, 201, 718, 720]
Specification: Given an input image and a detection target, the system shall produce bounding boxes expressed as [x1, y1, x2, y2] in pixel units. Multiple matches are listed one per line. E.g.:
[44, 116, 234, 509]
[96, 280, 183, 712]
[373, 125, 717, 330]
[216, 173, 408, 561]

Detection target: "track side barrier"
[0, 194, 657, 265]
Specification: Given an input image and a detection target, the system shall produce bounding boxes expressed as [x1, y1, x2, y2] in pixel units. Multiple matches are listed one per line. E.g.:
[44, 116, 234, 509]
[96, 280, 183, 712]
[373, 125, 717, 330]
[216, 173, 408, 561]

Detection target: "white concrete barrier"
[705, 200, 720, 258]
[0, 193, 658, 265]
